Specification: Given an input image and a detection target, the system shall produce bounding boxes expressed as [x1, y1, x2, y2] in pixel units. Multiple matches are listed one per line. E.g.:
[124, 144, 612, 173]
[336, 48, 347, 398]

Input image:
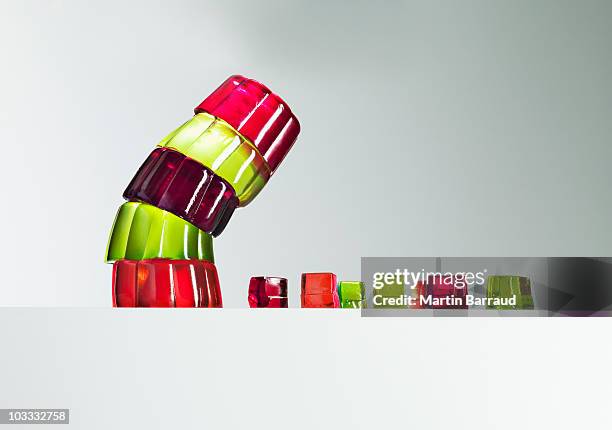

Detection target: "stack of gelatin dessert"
[105, 75, 300, 307]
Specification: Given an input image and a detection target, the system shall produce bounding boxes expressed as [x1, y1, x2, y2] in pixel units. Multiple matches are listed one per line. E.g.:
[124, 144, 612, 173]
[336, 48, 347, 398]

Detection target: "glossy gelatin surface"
[338, 281, 367, 309]
[106, 202, 214, 263]
[124, 147, 238, 236]
[157, 113, 270, 206]
[301, 273, 339, 308]
[195, 75, 300, 174]
[113, 259, 222, 307]
[248, 277, 288, 308]
[486, 276, 534, 309]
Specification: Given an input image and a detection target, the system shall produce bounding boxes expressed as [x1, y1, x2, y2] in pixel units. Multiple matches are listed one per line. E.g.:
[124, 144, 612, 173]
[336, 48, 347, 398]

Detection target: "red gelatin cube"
[248, 277, 288, 308]
[425, 275, 468, 309]
[300, 273, 339, 308]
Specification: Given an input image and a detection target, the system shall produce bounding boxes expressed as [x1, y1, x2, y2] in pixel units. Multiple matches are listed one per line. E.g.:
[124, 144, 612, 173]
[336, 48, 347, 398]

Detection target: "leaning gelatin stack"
[105, 75, 300, 307]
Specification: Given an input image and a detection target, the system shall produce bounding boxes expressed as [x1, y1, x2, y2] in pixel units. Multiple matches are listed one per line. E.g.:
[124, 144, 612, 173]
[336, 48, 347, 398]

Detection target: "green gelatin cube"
[486, 276, 534, 310]
[157, 113, 270, 206]
[373, 281, 406, 309]
[338, 281, 367, 308]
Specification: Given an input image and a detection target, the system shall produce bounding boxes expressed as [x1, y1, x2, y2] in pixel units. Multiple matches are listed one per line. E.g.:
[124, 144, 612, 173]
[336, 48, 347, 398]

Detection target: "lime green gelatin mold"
[338, 281, 367, 308]
[105, 202, 214, 263]
[158, 113, 271, 206]
[486, 275, 534, 310]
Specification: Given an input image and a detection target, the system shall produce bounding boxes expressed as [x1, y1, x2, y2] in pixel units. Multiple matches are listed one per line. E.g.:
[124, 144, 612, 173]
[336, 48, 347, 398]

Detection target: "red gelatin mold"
[123, 148, 238, 237]
[195, 75, 300, 174]
[112, 259, 222, 307]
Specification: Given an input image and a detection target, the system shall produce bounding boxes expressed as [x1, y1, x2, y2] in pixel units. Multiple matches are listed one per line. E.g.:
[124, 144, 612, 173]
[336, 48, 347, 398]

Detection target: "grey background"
[0, 0, 611, 308]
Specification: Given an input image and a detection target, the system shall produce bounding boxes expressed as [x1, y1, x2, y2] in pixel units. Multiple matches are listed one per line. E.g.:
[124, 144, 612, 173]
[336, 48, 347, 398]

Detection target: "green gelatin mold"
[105, 202, 214, 263]
[157, 112, 271, 206]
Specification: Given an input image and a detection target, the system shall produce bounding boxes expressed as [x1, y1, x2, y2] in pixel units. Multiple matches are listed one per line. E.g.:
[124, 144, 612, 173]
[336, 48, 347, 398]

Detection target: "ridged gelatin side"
[123, 148, 238, 236]
[113, 259, 222, 307]
[105, 202, 214, 263]
[157, 113, 271, 206]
